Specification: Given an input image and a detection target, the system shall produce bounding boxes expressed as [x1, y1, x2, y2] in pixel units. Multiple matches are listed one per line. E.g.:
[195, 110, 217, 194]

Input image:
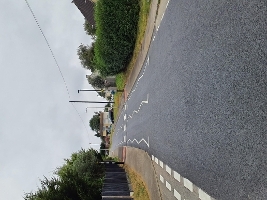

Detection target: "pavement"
[111, 0, 168, 199]
[111, 0, 267, 199]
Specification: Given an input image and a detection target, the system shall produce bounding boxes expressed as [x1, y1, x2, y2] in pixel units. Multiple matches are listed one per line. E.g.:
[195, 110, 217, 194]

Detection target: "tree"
[24, 148, 104, 200]
[106, 96, 112, 102]
[89, 114, 100, 133]
[87, 75, 105, 89]
[84, 20, 96, 39]
[77, 43, 95, 72]
[104, 103, 111, 112]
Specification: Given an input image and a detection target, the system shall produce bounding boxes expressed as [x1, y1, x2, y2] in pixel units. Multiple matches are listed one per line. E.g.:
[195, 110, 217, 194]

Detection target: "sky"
[0, 0, 103, 199]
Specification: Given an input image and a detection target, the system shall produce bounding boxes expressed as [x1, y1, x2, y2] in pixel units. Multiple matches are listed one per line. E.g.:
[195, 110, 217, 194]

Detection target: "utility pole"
[69, 101, 114, 103]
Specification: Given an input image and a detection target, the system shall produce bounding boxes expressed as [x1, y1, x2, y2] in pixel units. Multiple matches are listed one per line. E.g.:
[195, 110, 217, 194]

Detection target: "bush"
[24, 149, 104, 200]
[94, 0, 140, 76]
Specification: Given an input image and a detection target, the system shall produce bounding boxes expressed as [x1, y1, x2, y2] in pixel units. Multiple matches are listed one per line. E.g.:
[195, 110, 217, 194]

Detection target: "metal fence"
[101, 162, 133, 200]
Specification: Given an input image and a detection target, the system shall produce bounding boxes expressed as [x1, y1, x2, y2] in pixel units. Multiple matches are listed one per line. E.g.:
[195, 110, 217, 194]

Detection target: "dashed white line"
[184, 178, 194, 192]
[155, 157, 158, 164]
[166, 0, 170, 8]
[166, 165, 171, 175]
[152, 155, 154, 161]
[127, 57, 149, 100]
[199, 189, 211, 200]
[174, 189, 181, 200]
[159, 160, 164, 168]
[160, 175, 164, 183]
[166, 181, 172, 191]
[128, 94, 149, 119]
[173, 171, 181, 182]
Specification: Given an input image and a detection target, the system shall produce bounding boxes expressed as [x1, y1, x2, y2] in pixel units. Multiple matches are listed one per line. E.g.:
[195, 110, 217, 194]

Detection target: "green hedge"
[94, 0, 140, 76]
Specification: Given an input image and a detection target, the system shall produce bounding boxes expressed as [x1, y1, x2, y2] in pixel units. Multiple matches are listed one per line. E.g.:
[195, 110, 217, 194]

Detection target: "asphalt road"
[111, 0, 267, 199]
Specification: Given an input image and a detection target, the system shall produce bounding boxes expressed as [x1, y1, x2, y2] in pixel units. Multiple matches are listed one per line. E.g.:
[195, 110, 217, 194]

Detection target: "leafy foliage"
[83, 19, 96, 39]
[94, 0, 140, 76]
[89, 114, 100, 133]
[87, 75, 105, 89]
[77, 43, 96, 72]
[24, 149, 104, 200]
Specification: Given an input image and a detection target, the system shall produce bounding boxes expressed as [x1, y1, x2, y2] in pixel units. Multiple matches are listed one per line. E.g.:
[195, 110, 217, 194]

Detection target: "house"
[71, 0, 95, 26]
[99, 112, 112, 137]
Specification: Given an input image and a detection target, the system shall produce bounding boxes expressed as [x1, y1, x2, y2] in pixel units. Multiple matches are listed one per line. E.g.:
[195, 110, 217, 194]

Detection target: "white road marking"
[123, 136, 126, 142]
[184, 178, 194, 192]
[124, 125, 126, 131]
[199, 189, 211, 200]
[124, 114, 126, 120]
[173, 171, 181, 182]
[152, 155, 154, 161]
[161, 12, 165, 21]
[174, 189, 181, 200]
[159, 160, 164, 168]
[127, 137, 149, 147]
[160, 175, 164, 183]
[127, 57, 149, 100]
[166, 181, 171, 191]
[166, 165, 171, 175]
[155, 157, 158, 164]
[128, 94, 149, 119]
[166, 0, 170, 8]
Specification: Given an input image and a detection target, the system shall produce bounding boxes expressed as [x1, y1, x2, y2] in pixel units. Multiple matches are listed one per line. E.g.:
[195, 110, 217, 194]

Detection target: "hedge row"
[94, 0, 140, 76]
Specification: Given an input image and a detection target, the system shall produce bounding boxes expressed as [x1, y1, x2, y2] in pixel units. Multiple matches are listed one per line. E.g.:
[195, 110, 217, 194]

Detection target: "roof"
[72, 0, 95, 26]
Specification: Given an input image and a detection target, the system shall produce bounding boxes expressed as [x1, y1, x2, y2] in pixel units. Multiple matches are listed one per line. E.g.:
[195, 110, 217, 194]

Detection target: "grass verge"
[113, 0, 151, 119]
[124, 165, 150, 200]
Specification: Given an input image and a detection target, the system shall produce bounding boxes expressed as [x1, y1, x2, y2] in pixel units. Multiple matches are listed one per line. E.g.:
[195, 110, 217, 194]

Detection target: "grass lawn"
[124, 165, 150, 200]
[113, 0, 151, 119]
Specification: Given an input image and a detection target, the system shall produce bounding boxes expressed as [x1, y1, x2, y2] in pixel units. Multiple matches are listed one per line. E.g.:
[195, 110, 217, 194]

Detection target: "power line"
[24, 0, 90, 135]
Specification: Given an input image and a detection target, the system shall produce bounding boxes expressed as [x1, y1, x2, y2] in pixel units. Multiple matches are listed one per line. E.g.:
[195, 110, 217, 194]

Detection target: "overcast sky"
[0, 1, 103, 199]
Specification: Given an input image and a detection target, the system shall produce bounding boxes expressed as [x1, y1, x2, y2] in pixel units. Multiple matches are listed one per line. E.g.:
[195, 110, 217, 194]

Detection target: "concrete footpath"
[112, 0, 170, 199]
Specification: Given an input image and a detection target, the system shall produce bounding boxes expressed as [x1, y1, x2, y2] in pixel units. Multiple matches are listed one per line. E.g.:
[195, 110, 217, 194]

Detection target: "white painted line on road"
[173, 171, 181, 182]
[128, 94, 149, 119]
[127, 137, 149, 147]
[123, 136, 126, 142]
[159, 160, 163, 168]
[166, 0, 170, 8]
[199, 189, 211, 200]
[124, 125, 126, 131]
[160, 175, 164, 183]
[166, 181, 171, 191]
[127, 57, 149, 100]
[124, 114, 126, 120]
[151, 155, 154, 161]
[161, 12, 165, 21]
[184, 178, 194, 192]
[155, 157, 158, 164]
[174, 189, 181, 200]
[166, 165, 171, 175]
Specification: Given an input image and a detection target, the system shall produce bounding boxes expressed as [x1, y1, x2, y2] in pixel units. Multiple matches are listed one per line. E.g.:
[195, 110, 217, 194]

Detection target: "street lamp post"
[85, 107, 116, 112]
[78, 89, 104, 93]
[69, 100, 114, 103]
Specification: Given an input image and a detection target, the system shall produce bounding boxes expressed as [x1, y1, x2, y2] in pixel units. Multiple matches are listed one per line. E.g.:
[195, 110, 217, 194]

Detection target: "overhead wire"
[24, 0, 90, 135]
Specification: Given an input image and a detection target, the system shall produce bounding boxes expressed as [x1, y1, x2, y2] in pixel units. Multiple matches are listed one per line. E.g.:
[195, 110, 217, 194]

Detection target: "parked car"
[109, 109, 114, 124]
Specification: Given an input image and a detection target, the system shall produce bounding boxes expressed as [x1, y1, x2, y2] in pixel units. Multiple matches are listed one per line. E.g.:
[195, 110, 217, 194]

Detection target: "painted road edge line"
[174, 189, 181, 200]
[166, 165, 171, 175]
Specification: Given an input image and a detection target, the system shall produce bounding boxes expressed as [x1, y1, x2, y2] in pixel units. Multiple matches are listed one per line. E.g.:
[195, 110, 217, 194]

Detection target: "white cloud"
[0, 0, 100, 199]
